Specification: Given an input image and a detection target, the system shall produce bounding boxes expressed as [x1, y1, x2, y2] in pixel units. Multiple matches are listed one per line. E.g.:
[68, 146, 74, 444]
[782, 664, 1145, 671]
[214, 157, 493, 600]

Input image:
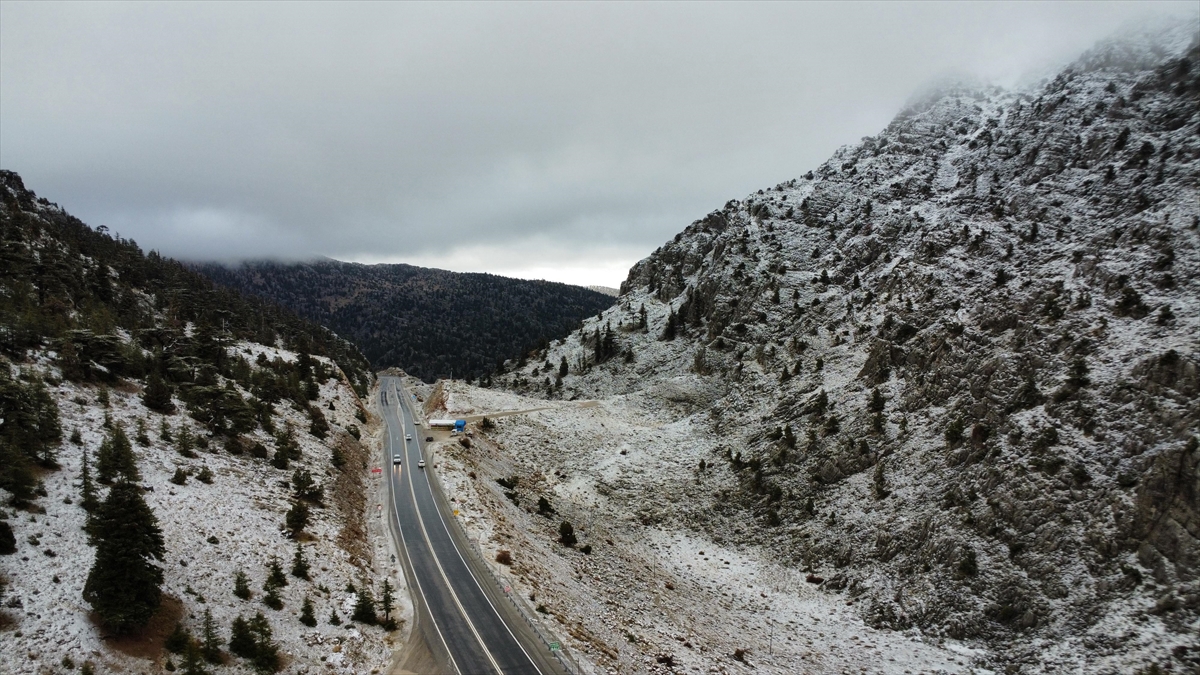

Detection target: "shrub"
[196, 466, 214, 484]
[495, 550, 513, 566]
[944, 418, 965, 447]
[580, 544, 593, 555]
[558, 521, 577, 547]
[170, 468, 188, 486]
[536, 496, 555, 516]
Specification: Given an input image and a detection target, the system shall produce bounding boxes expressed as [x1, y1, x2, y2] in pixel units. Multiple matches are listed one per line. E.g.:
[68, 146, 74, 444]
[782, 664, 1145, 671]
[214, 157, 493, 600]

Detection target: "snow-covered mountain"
[489, 22, 1199, 671]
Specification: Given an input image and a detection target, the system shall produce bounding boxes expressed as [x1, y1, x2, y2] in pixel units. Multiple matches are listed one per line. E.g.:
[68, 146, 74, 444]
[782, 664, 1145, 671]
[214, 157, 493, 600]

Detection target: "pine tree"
[299, 596, 316, 627]
[869, 388, 885, 413]
[270, 446, 289, 470]
[381, 578, 394, 620]
[328, 609, 341, 625]
[352, 584, 377, 624]
[80, 449, 99, 513]
[229, 615, 255, 658]
[262, 582, 283, 611]
[291, 543, 310, 580]
[558, 356, 568, 378]
[662, 309, 678, 341]
[160, 419, 173, 442]
[234, 570, 252, 600]
[96, 425, 139, 484]
[176, 425, 195, 457]
[180, 640, 208, 675]
[165, 622, 191, 653]
[134, 418, 150, 447]
[83, 481, 165, 633]
[201, 608, 222, 663]
[285, 501, 309, 537]
[266, 557, 287, 588]
[247, 612, 279, 673]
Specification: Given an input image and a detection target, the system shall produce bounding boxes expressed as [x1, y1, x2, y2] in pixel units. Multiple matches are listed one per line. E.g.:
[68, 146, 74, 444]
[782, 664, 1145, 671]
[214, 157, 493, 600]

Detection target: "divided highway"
[378, 376, 564, 675]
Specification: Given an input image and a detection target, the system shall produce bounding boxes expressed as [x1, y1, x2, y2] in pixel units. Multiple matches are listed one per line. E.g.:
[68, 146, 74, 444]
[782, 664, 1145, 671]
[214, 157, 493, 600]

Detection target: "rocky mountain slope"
[487, 23, 1199, 672]
[0, 172, 404, 674]
[194, 259, 616, 382]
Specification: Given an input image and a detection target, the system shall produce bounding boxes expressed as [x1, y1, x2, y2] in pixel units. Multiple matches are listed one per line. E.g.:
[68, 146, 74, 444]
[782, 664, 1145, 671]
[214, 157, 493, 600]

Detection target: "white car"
[405, 434, 412, 441]
[392, 454, 402, 465]
[417, 459, 426, 469]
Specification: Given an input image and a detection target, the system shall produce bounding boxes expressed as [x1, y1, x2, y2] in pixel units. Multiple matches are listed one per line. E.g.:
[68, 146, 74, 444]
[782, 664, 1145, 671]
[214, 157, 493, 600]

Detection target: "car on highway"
[405, 434, 412, 441]
[425, 436, 433, 442]
[393, 454, 402, 465]
[418, 459, 426, 469]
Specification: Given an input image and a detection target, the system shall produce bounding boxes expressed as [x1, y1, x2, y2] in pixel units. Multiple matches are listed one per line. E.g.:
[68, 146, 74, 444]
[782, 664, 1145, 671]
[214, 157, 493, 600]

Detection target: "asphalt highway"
[379, 376, 553, 675]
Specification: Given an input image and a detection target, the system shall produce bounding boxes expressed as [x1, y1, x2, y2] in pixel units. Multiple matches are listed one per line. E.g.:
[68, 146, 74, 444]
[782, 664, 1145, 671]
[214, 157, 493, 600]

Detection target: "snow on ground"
[415, 379, 974, 675]
[0, 345, 406, 675]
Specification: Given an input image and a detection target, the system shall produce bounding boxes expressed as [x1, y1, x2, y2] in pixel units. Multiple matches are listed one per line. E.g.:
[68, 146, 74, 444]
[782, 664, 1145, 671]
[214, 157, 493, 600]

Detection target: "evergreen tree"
[80, 449, 99, 513]
[247, 612, 280, 673]
[328, 609, 341, 625]
[0, 367, 63, 502]
[200, 608, 222, 663]
[160, 419, 173, 442]
[266, 557, 287, 588]
[134, 418, 151, 446]
[869, 388, 885, 413]
[165, 622, 191, 654]
[180, 640, 208, 675]
[228, 615, 255, 658]
[380, 578, 394, 620]
[262, 582, 283, 611]
[234, 569, 252, 600]
[352, 584, 377, 624]
[299, 596, 316, 627]
[83, 481, 165, 633]
[96, 425, 139, 484]
[270, 446, 289, 470]
[291, 543, 310, 580]
[285, 501, 309, 537]
[176, 425, 195, 457]
[558, 356, 568, 378]
[661, 309, 678, 341]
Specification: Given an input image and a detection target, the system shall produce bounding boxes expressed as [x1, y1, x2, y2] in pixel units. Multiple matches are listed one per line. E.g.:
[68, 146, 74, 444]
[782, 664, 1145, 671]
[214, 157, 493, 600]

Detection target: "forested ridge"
[195, 259, 617, 382]
[0, 169, 373, 504]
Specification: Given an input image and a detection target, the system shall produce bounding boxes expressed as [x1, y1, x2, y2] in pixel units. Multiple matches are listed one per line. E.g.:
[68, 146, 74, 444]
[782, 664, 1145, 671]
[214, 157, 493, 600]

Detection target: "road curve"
[379, 376, 558, 675]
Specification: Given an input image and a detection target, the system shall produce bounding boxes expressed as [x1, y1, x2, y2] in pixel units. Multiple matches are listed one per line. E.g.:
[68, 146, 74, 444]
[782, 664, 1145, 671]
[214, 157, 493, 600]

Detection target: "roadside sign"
[371, 467, 382, 475]
[549, 642, 561, 652]
[453, 509, 459, 516]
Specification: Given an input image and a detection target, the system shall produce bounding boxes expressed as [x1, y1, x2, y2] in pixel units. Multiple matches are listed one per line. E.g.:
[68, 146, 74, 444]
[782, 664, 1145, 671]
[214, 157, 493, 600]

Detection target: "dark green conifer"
[96, 425, 139, 484]
[299, 596, 316, 627]
[201, 608, 222, 663]
[352, 584, 377, 624]
[83, 481, 165, 633]
[291, 543, 309, 580]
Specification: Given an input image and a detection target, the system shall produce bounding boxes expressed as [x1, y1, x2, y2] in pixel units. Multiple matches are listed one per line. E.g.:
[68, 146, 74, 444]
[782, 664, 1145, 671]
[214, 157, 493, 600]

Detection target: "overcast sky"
[2, 2, 1195, 287]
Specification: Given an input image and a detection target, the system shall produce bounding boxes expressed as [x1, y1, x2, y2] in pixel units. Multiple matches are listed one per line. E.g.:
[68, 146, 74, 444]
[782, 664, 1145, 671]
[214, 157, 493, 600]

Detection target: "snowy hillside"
[0, 174, 404, 674]
[472, 22, 1199, 673]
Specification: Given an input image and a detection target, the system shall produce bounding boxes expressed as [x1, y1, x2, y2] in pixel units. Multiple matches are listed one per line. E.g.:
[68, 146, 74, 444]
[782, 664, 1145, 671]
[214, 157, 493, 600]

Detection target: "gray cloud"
[2, 2, 1195, 285]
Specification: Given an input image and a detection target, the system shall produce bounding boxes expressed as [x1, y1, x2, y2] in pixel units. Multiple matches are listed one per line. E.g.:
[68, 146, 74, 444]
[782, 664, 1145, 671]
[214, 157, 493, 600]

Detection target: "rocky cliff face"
[497, 23, 1199, 670]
